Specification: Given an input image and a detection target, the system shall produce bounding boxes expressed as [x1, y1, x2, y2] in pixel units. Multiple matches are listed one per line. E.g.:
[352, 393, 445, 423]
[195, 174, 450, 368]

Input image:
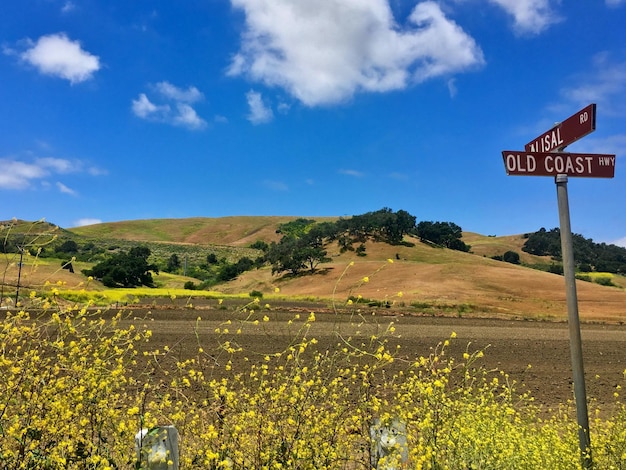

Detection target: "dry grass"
[4, 218, 625, 323]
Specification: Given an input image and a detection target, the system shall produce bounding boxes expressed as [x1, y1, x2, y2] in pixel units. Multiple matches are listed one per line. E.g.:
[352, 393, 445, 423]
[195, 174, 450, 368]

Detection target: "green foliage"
[249, 290, 263, 299]
[250, 240, 269, 252]
[336, 208, 416, 245]
[595, 276, 615, 287]
[356, 243, 367, 257]
[266, 236, 331, 276]
[548, 263, 564, 275]
[165, 253, 182, 273]
[55, 239, 79, 254]
[523, 227, 626, 274]
[184, 280, 197, 290]
[416, 221, 471, 252]
[82, 246, 159, 288]
[217, 257, 255, 282]
[276, 218, 317, 239]
[503, 250, 520, 264]
[267, 208, 419, 275]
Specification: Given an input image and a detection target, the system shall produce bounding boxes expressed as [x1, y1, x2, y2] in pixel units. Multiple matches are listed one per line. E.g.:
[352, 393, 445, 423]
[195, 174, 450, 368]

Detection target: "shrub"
[503, 250, 520, 264]
[184, 281, 197, 290]
[4, 281, 626, 468]
[595, 276, 615, 287]
[249, 290, 263, 299]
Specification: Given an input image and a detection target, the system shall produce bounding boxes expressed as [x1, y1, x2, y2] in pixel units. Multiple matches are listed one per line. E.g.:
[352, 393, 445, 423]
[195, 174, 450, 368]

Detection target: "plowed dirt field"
[122, 303, 626, 414]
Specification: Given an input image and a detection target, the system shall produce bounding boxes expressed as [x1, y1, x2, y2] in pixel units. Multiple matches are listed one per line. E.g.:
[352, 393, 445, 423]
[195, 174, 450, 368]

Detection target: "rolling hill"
[3, 217, 625, 322]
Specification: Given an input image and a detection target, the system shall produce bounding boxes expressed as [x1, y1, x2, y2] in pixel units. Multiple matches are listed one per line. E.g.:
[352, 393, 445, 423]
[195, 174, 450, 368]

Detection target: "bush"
[548, 264, 564, 275]
[5, 288, 626, 469]
[249, 290, 263, 299]
[184, 281, 197, 290]
[595, 276, 615, 287]
[503, 251, 520, 264]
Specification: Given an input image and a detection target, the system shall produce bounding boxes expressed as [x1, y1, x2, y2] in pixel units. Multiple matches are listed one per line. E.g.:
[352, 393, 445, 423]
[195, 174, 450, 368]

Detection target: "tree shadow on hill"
[275, 266, 334, 281]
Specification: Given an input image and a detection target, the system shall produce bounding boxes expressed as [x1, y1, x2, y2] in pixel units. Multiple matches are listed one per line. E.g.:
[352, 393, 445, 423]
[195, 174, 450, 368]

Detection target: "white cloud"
[0, 156, 99, 190]
[20, 33, 100, 84]
[0, 159, 47, 189]
[73, 218, 102, 227]
[131, 93, 170, 119]
[173, 103, 207, 130]
[56, 182, 77, 195]
[246, 90, 273, 124]
[132, 83, 207, 130]
[228, 0, 484, 106]
[606, 0, 625, 7]
[558, 53, 626, 116]
[488, 0, 562, 35]
[447, 78, 457, 98]
[154, 81, 203, 103]
[61, 1, 76, 13]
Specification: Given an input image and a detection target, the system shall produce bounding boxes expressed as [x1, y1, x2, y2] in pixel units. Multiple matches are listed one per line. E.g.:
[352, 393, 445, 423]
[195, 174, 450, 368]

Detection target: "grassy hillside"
[69, 216, 336, 246]
[3, 217, 625, 322]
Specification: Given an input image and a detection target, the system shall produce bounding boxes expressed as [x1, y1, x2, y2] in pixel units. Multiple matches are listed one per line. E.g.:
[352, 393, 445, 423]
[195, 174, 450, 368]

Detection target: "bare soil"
[120, 303, 626, 415]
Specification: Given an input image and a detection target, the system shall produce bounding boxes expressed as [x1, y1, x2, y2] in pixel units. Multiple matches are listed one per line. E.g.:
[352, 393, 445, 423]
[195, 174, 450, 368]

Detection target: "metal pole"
[555, 174, 592, 469]
[15, 246, 24, 306]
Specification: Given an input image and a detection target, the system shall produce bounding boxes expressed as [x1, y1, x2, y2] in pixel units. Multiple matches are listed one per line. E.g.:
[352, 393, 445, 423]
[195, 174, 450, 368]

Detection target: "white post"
[135, 426, 179, 470]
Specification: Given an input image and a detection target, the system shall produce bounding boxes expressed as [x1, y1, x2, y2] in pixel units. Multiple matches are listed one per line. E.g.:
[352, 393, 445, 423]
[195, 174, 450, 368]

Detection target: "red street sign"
[525, 104, 596, 152]
[502, 151, 615, 178]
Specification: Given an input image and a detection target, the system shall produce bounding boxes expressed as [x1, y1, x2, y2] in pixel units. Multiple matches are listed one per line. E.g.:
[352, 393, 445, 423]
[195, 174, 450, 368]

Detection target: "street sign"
[525, 104, 596, 152]
[502, 151, 615, 178]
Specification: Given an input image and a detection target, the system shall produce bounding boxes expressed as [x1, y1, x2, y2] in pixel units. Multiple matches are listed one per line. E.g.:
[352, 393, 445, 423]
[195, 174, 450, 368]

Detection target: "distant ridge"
[70, 216, 336, 246]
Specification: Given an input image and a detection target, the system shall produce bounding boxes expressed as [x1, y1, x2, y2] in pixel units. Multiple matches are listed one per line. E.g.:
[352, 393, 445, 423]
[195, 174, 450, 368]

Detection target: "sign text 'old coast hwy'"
[502, 103, 616, 469]
[502, 151, 616, 178]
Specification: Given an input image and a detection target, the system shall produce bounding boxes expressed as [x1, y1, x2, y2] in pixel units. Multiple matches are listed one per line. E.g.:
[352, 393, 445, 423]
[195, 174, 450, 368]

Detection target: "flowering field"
[3, 293, 626, 469]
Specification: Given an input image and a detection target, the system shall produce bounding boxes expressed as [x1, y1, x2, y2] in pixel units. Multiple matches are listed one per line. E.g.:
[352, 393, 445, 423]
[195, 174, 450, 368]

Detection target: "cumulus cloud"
[0, 156, 97, 191]
[154, 81, 203, 103]
[488, 0, 562, 35]
[228, 0, 484, 106]
[19, 33, 100, 84]
[131, 93, 171, 119]
[132, 82, 207, 130]
[246, 90, 273, 124]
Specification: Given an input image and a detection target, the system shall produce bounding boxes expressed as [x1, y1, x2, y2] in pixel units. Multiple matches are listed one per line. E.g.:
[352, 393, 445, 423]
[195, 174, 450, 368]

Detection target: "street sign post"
[525, 104, 596, 152]
[502, 151, 616, 178]
[502, 104, 615, 470]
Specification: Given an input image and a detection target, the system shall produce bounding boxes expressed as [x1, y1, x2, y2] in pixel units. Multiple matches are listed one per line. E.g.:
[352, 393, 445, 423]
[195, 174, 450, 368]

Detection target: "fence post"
[370, 417, 409, 469]
[135, 426, 179, 470]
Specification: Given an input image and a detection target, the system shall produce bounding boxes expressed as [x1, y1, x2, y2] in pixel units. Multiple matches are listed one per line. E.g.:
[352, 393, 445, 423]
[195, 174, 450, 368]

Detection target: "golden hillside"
[3, 216, 624, 322]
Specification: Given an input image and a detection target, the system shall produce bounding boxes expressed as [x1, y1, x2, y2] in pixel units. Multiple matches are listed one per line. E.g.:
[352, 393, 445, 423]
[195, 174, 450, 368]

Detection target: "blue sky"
[1, 0, 625, 247]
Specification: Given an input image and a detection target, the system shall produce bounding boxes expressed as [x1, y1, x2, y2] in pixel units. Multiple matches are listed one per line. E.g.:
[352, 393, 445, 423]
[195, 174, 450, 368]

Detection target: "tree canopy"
[523, 228, 626, 274]
[415, 221, 470, 252]
[82, 246, 159, 287]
